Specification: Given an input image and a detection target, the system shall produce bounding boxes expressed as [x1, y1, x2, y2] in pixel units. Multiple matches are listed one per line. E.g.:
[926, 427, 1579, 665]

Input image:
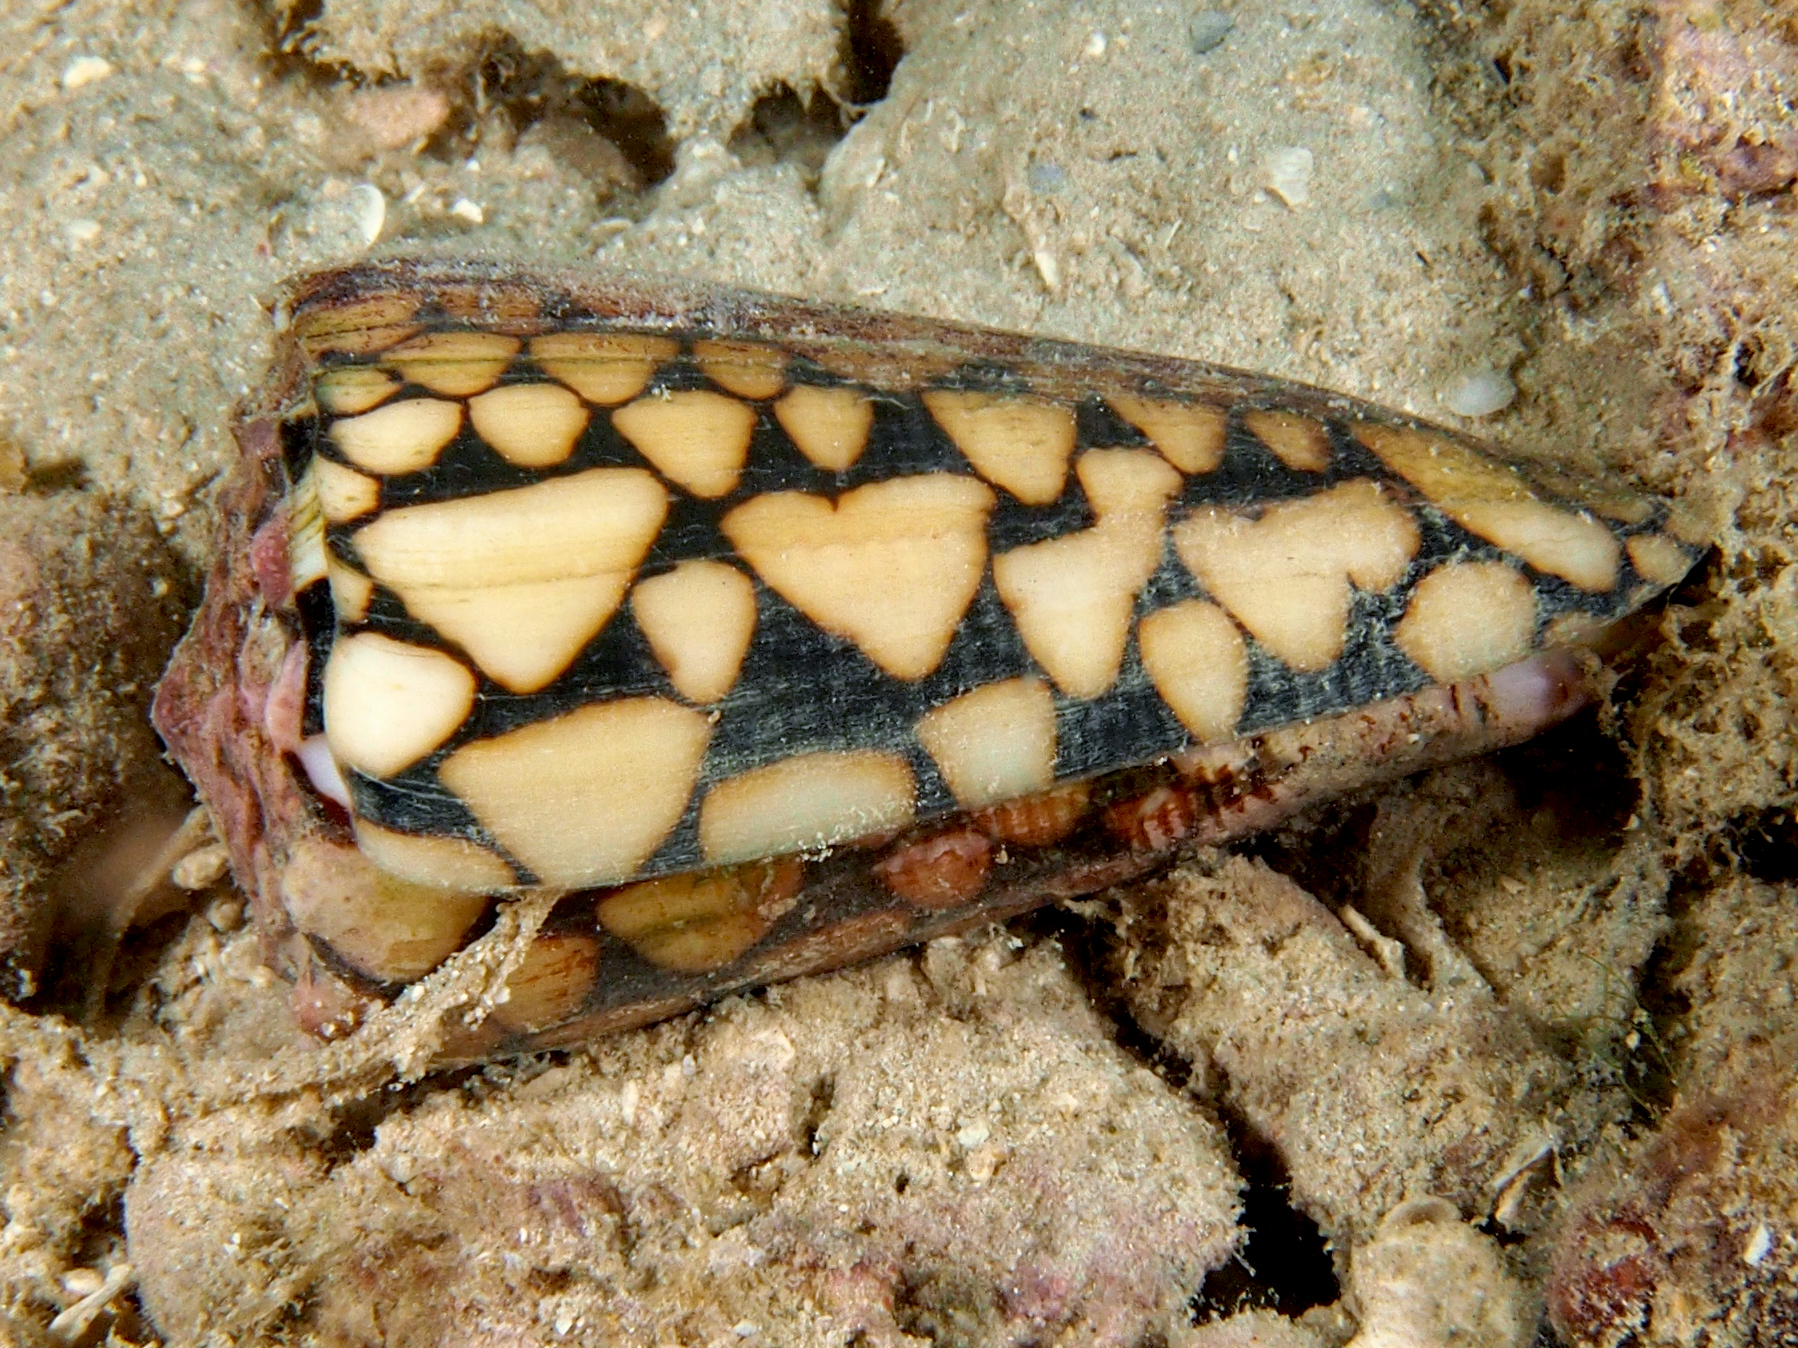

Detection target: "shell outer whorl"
[151, 263, 1703, 1063]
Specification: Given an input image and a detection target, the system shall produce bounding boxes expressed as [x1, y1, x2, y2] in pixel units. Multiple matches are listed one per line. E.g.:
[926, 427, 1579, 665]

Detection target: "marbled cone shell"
[152, 261, 1702, 1063]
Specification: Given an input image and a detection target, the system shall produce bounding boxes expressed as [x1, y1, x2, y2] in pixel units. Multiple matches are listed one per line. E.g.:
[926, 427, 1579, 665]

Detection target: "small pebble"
[1742, 1222, 1773, 1267]
[1264, 146, 1313, 208]
[58, 1268, 105, 1298]
[966, 1144, 1004, 1182]
[206, 897, 246, 933]
[172, 842, 230, 891]
[1191, 13, 1235, 54]
[449, 197, 485, 224]
[1441, 366, 1517, 417]
[343, 83, 451, 151]
[61, 56, 114, 91]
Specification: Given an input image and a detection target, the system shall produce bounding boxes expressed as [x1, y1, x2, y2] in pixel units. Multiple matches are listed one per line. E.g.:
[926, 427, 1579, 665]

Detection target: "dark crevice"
[1726, 806, 1798, 884]
[572, 79, 677, 187]
[799, 1073, 836, 1157]
[727, 0, 908, 187]
[1187, 1097, 1340, 1325]
[1023, 906, 1194, 1092]
[262, 3, 897, 203]
[268, 0, 329, 74]
[842, 0, 904, 107]
[1621, 859, 1702, 1128]
[1475, 1212, 1531, 1249]
[727, 86, 847, 183]
[1633, 849, 1728, 1132]
[71, 1190, 129, 1269]
[1734, 337, 1765, 390]
[262, 0, 459, 164]
[20, 458, 89, 493]
[78, 907, 195, 1022]
[477, 38, 676, 188]
[313, 1065, 490, 1166]
[1484, 714, 1638, 833]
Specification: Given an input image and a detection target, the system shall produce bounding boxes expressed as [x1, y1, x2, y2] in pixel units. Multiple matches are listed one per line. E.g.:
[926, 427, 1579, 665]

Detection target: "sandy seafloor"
[0, 1, 1794, 1345]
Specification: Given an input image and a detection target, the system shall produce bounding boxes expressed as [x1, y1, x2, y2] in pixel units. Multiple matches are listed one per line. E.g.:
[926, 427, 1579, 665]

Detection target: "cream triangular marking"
[488, 933, 601, 1033]
[401, 576, 635, 695]
[1351, 423, 1622, 592]
[323, 633, 477, 778]
[441, 698, 713, 888]
[353, 467, 668, 692]
[289, 490, 327, 592]
[326, 557, 374, 622]
[1172, 478, 1420, 672]
[631, 561, 757, 703]
[1627, 533, 1694, 587]
[1393, 561, 1535, 683]
[612, 389, 757, 498]
[1108, 394, 1227, 474]
[312, 458, 381, 523]
[992, 449, 1182, 698]
[1243, 409, 1331, 471]
[722, 473, 995, 680]
[775, 385, 874, 471]
[316, 365, 399, 416]
[699, 751, 916, 866]
[468, 382, 590, 467]
[922, 389, 1076, 504]
[280, 839, 490, 984]
[1137, 601, 1249, 743]
[531, 332, 678, 405]
[329, 398, 462, 475]
[915, 678, 1056, 808]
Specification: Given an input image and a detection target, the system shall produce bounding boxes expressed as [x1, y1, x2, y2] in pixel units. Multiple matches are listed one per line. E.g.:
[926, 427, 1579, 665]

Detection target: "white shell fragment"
[349, 183, 386, 248]
[61, 55, 115, 91]
[1265, 147, 1314, 208]
[1441, 367, 1517, 418]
